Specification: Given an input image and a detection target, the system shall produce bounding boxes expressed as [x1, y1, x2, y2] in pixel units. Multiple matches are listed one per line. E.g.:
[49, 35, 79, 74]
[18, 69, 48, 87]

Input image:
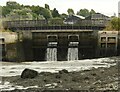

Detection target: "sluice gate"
[19, 30, 97, 61]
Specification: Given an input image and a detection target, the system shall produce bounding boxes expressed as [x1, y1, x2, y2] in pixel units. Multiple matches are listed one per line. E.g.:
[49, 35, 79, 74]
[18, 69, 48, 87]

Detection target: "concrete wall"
[21, 30, 98, 61]
[1, 32, 17, 61]
[1, 30, 120, 62]
[98, 31, 119, 57]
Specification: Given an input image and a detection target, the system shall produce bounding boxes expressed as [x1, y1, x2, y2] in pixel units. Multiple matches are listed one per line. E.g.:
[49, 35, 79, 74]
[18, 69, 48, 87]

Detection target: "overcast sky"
[0, 0, 119, 17]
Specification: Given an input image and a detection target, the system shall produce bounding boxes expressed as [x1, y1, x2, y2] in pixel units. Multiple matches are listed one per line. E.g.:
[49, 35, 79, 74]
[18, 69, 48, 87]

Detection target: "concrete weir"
[16, 29, 97, 61]
[14, 29, 120, 61]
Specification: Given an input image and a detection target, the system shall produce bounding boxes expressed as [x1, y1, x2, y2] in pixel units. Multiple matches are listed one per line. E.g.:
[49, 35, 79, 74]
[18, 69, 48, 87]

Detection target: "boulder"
[59, 69, 69, 74]
[21, 68, 38, 79]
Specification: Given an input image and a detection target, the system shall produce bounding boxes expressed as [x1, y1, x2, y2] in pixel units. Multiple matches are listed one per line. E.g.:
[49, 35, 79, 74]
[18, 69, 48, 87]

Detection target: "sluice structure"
[2, 19, 120, 61]
[16, 30, 97, 61]
[15, 29, 120, 61]
[3, 29, 120, 61]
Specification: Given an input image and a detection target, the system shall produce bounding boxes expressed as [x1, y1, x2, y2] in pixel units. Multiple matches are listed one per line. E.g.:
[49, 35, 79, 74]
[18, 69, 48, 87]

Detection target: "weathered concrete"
[20, 30, 98, 61]
[1, 32, 17, 61]
[2, 30, 120, 62]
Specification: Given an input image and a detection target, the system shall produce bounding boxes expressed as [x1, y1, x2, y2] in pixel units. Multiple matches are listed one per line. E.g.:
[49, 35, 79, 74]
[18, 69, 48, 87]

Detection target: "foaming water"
[68, 48, 78, 61]
[0, 81, 39, 91]
[46, 42, 57, 61]
[0, 57, 118, 91]
[46, 48, 57, 61]
[68, 42, 79, 61]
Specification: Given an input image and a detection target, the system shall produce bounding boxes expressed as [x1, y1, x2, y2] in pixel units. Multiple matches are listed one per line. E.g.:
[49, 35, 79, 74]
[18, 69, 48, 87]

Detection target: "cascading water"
[68, 42, 79, 61]
[46, 42, 57, 61]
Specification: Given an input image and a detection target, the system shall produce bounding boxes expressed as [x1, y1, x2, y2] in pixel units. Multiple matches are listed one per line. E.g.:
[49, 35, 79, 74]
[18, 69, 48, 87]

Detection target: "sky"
[0, 0, 120, 17]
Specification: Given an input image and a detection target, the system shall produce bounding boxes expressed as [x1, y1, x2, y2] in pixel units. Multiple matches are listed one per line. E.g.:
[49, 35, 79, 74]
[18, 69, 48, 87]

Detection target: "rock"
[40, 72, 51, 76]
[55, 74, 61, 79]
[21, 68, 38, 79]
[84, 76, 89, 80]
[59, 69, 69, 74]
[91, 73, 97, 76]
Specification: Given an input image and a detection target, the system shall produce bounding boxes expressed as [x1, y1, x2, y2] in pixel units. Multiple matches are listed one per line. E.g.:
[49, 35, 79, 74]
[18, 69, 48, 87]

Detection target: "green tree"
[67, 8, 74, 15]
[2, 1, 22, 17]
[49, 17, 63, 25]
[6, 8, 33, 20]
[31, 6, 52, 20]
[6, 1, 21, 9]
[90, 9, 96, 15]
[77, 8, 90, 17]
[45, 4, 50, 10]
[31, 5, 40, 15]
[52, 8, 60, 18]
[39, 7, 52, 19]
[105, 17, 120, 31]
[60, 13, 68, 19]
[2, 6, 11, 17]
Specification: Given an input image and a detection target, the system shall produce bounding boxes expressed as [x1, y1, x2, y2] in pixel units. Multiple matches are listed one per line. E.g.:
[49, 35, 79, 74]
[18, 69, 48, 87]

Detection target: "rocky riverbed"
[0, 57, 120, 92]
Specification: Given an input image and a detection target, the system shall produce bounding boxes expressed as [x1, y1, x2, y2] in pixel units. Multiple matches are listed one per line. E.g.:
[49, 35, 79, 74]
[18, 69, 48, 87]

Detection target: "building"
[85, 13, 111, 26]
[64, 15, 85, 24]
[98, 31, 118, 57]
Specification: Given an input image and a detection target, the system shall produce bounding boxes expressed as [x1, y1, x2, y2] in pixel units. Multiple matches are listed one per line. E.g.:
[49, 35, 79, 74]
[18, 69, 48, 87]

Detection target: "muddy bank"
[1, 64, 119, 92]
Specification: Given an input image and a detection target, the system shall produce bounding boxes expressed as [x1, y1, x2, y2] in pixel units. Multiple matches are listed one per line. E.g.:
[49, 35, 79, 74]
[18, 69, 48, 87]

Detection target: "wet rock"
[55, 74, 61, 79]
[72, 78, 78, 82]
[59, 69, 69, 74]
[100, 69, 105, 73]
[91, 73, 97, 76]
[21, 68, 38, 79]
[40, 72, 51, 76]
[43, 79, 48, 83]
[84, 76, 89, 80]
[56, 80, 62, 83]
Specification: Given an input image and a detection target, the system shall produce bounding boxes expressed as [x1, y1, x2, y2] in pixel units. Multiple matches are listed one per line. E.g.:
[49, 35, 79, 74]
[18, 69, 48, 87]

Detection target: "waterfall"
[68, 42, 79, 61]
[46, 42, 57, 61]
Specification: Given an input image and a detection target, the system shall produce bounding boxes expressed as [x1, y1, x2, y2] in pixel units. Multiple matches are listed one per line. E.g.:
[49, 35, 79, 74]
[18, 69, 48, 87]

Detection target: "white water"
[46, 42, 57, 61]
[68, 48, 78, 61]
[0, 57, 118, 91]
[68, 42, 79, 61]
[46, 48, 57, 61]
[0, 81, 38, 91]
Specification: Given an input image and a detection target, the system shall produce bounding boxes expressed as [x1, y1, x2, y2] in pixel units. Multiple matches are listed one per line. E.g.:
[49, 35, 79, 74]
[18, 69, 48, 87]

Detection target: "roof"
[64, 15, 85, 23]
[85, 13, 110, 20]
[74, 15, 85, 19]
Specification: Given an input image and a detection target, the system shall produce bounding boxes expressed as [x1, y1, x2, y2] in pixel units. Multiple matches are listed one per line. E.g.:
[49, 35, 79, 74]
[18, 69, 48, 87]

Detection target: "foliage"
[60, 13, 68, 20]
[6, 8, 33, 20]
[67, 8, 74, 15]
[77, 9, 96, 17]
[52, 8, 60, 18]
[90, 9, 96, 15]
[31, 6, 52, 19]
[105, 17, 120, 31]
[39, 7, 52, 19]
[45, 4, 50, 10]
[77, 8, 89, 17]
[2, 1, 99, 24]
[49, 17, 63, 25]
[2, 1, 22, 17]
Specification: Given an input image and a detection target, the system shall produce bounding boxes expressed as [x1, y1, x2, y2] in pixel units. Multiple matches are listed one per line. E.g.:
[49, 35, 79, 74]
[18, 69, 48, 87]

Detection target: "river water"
[0, 56, 119, 91]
